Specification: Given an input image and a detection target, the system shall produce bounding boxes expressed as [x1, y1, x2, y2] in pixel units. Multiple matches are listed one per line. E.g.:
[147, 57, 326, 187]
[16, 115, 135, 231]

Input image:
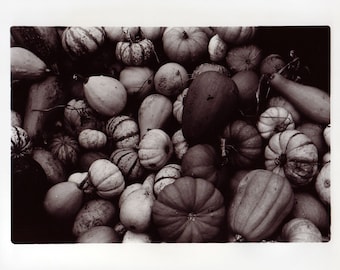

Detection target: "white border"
[1, 1, 340, 270]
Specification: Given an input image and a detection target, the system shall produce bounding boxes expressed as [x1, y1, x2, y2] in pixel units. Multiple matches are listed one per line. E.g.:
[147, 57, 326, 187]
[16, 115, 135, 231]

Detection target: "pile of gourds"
[11, 26, 330, 243]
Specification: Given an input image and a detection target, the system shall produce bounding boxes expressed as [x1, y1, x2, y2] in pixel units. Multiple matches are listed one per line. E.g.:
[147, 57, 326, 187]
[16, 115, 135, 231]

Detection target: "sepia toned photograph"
[2, 1, 339, 270]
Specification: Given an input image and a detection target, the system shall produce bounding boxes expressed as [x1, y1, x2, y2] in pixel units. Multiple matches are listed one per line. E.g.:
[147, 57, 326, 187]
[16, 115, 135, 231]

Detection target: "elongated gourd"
[138, 94, 172, 139]
[269, 73, 330, 124]
[11, 47, 50, 80]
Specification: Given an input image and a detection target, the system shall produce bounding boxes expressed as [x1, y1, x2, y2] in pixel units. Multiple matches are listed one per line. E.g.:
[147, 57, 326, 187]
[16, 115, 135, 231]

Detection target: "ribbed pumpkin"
[138, 129, 173, 171]
[215, 26, 256, 45]
[115, 38, 154, 66]
[220, 120, 263, 169]
[228, 169, 294, 242]
[162, 27, 209, 65]
[88, 159, 125, 199]
[181, 144, 219, 184]
[182, 71, 239, 145]
[152, 176, 226, 242]
[191, 62, 230, 80]
[264, 130, 318, 187]
[208, 34, 228, 62]
[110, 148, 145, 184]
[61, 27, 106, 59]
[171, 129, 189, 160]
[49, 133, 80, 166]
[172, 88, 188, 123]
[106, 115, 139, 149]
[281, 218, 323, 242]
[257, 107, 295, 140]
[154, 163, 182, 196]
[11, 126, 33, 159]
[226, 44, 262, 73]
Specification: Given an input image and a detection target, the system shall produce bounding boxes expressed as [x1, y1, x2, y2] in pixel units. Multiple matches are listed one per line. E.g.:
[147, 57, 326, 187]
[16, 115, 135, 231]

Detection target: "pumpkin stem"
[233, 234, 245, 242]
[78, 175, 95, 194]
[275, 154, 287, 167]
[182, 31, 189, 39]
[220, 138, 238, 166]
[73, 73, 89, 84]
[31, 104, 67, 112]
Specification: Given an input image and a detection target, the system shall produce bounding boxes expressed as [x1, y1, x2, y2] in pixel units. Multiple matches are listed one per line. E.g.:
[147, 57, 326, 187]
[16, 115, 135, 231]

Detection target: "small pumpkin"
[281, 218, 322, 242]
[171, 129, 189, 160]
[154, 62, 189, 97]
[315, 162, 330, 205]
[61, 27, 106, 59]
[220, 120, 263, 169]
[215, 26, 256, 45]
[110, 148, 145, 185]
[115, 38, 154, 66]
[88, 159, 125, 199]
[119, 66, 154, 101]
[154, 163, 182, 196]
[172, 88, 188, 124]
[257, 107, 295, 140]
[181, 144, 219, 184]
[264, 130, 318, 187]
[162, 27, 209, 65]
[138, 129, 173, 171]
[226, 44, 262, 73]
[191, 62, 230, 80]
[152, 176, 226, 242]
[267, 95, 302, 125]
[323, 124, 330, 147]
[78, 129, 107, 150]
[208, 34, 228, 62]
[11, 126, 33, 159]
[106, 115, 139, 149]
[228, 169, 294, 242]
[49, 133, 80, 166]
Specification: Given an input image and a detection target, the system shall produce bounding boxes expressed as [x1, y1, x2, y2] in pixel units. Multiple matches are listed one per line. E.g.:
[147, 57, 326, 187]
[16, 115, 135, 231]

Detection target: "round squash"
[88, 159, 125, 199]
[104, 26, 140, 43]
[215, 26, 256, 45]
[61, 27, 106, 59]
[154, 163, 182, 196]
[323, 124, 330, 147]
[110, 148, 145, 185]
[11, 126, 33, 159]
[77, 226, 121, 243]
[220, 120, 263, 169]
[83, 75, 127, 117]
[281, 218, 322, 242]
[264, 130, 318, 187]
[78, 129, 107, 150]
[182, 71, 239, 145]
[208, 34, 228, 62]
[191, 62, 230, 80]
[138, 129, 173, 171]
[181, 144, 219, 184]
[228, 169, 294, 242]
[315, 162, 330, 205]
[140, 27, 165, 41]
[49, 133, 80, 166]
[257, 107, 295, 140]
[162, 27, 209, 65]
[115, 38, 154, 66]
[106, 115, 140, 149]
[226, 44, 262, 73]
[152, 176, 226, 242]
[172, 88, 188, 124]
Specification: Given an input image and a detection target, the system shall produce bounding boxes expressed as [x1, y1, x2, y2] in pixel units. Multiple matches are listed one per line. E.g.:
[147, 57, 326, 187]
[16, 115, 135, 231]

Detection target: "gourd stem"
[233, 234, 245, 242]
[182, 31, 189, 39]
[31, 104, 67, 112]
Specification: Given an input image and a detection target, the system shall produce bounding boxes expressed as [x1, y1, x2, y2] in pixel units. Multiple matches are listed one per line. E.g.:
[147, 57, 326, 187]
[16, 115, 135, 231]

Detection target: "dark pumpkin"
[228, 169, 294, 242]
[152, 176, 225, 242]
[181, 144, 219, 184]
[220, 120, 263, 169]
[182, 71, 239, 145]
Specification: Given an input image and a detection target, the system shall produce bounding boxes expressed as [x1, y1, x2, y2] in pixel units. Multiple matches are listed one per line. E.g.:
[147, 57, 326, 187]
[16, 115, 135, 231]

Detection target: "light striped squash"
[11, 126, 33, 159]
[154, 163, 182, 196]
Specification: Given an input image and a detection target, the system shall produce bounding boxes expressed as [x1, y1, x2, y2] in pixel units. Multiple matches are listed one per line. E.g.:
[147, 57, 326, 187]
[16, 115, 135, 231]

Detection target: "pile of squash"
[11, 26, 330, 243]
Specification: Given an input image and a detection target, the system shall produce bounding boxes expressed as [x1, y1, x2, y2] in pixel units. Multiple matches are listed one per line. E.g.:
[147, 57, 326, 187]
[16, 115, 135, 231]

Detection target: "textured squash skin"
[182, 71, 239, 145]
[228, 169, 294, 241]
[152, 176, 225, 242]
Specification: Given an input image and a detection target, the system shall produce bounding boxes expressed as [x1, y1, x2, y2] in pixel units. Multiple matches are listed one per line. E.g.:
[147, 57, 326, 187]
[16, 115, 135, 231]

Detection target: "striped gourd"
[154, 163, 182, 196]
[62, 27, 106, 59]
[110, 148, 145, 184]
[11, 126, 33, 159]
[106, 115, 139, 149]
[115, 38, 154, 66]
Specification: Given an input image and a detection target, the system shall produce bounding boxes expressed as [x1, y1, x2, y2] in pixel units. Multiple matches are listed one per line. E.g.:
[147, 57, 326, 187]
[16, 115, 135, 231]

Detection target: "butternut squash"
[269, 73, 330, 124]
[138, 94, 173, 139]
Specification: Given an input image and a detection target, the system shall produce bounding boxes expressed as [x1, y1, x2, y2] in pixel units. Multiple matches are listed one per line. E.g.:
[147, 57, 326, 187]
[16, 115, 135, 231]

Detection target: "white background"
[1, 1, 339, 269]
